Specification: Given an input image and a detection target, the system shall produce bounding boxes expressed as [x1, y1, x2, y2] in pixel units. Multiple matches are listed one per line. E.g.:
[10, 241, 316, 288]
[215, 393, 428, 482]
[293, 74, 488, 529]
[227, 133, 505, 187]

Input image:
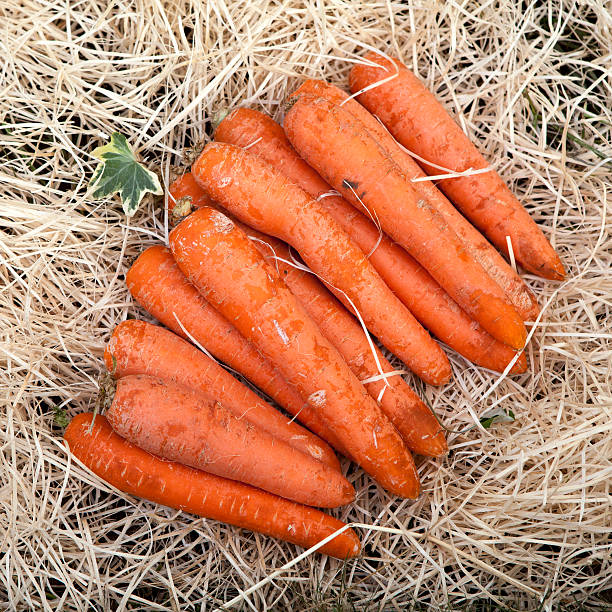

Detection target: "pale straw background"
[1, 1, 611, 610]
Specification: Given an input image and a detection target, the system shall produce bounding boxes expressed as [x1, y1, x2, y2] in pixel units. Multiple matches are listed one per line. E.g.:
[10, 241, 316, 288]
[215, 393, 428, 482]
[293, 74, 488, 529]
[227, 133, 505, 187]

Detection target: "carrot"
[361, 234, 528, 374]
[168, 171, 215, 214]
[104, 319, 340, 470]
[127, 245, 349, 456]
[284, 94, 527, 350]
[64, 414, 360, 558]
[191, 142, 452, 386]
[169, 206, 421, 498]
[241, 225, 448, 457]
[290, 80, 540, 322]
[349, 53, 565, 281]
[213, 109, 527, 373]
[106, 375, 354, 508]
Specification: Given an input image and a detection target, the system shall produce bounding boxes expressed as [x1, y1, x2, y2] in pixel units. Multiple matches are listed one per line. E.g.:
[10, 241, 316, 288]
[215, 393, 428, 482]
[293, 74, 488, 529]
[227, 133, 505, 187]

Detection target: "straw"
[1, 0, 611, 609]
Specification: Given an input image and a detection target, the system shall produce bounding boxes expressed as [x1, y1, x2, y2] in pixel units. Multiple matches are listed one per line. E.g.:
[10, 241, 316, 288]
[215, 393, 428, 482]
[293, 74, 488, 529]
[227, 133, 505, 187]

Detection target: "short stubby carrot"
[64, 414, 360, 558]
[106, 375, 355, 508]
[191, 142, 451, 386]
[104, 319, 340, 470]
[290, 80, 540, 322]
[284, 94, 527, 350]
[349, 53, 565, 281]
[213, 109, 526, 373]
[126, 245, 348, 455]
[241, 225, 448, 457]
[169, 206, 421, 498]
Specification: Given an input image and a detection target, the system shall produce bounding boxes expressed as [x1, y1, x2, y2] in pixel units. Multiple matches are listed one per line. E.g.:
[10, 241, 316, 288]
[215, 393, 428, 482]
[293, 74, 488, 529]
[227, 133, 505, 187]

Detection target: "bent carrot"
[104, 319, 340, 470]
[127, 246, 349, 456]
[290, 80, 540, 321]
[349, 53, 565, 281]
[242, 225, 448, 457]
[284, 94, 527, 350]
[64, 414, 360, 558]
[107, 375, 354, 508]
[213, 109, 527, 374]
[191, 142, 452, 386]
[169, 206, 421, 498]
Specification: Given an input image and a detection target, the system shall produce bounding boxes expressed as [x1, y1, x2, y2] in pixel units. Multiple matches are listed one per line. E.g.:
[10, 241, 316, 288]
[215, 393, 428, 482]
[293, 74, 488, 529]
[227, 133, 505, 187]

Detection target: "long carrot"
[213, 109, 527, 374]
[284, 94, 527, 350]
[241, 225, 448, 457]
[169, 206, 421, 498]
[349, 52, 565, 281]
[190, 142, 452, 386]
[191, 193, 447, 456]
[64, 414, 360, 558]
[290, 79, 540, 321]
[127, 245, 349, 456]
[104, 319, 340, 470]
[106, 375, 354, 508]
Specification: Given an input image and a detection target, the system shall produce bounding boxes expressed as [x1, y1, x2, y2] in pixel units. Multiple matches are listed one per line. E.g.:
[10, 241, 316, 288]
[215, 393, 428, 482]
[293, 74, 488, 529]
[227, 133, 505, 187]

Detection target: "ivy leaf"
[89, 132, 162, 216]
[480, 408, 515, 429]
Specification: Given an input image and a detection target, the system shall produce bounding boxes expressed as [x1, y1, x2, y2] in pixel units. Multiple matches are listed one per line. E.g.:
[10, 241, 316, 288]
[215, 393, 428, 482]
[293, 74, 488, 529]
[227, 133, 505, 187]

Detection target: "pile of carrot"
[65, 52, 564, 559]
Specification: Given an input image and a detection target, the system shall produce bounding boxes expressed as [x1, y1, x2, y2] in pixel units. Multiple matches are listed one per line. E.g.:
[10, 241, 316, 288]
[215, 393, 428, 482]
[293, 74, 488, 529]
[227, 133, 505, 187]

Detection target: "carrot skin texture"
[126, 246, 296, 412]
[214, 109, 527, 374]
[104, 319, 340, 470]
[242, 227, 448, 457]
[168, 172, 214, 213]
[106, 375, 355, 508]
[349, 53, 565, 281]
[64, 414, 360, 558]
[284, 95, 527, 350]
[364, 236, 528, 374]
[126, 245, 349, 456]
[191, 142, 451, 386]
[169, 207, 421, 498]
[291, 80, 539, 321]
[168, 172, 216, 213]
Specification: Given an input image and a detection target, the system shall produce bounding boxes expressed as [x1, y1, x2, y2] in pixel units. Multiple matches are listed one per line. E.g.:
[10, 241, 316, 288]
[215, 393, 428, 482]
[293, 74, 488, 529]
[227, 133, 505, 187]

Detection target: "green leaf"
[53, 406, 70, 428]
[480, 408, 515, 429]
[89, 132, 162, 216]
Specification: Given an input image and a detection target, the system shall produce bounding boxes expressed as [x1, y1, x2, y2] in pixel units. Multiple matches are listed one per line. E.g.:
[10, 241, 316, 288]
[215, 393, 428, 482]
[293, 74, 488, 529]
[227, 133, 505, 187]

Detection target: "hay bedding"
[1, 0, 611, 609]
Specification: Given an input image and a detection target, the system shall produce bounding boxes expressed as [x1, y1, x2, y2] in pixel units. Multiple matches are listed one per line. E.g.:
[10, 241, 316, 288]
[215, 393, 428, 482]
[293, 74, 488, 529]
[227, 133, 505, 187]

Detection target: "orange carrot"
[213, 109, 527, 374]
[291, 80, 540, 321]
[64, 414, 360, 558]
[107, 375, 354, 508]
[104, 319, 340, 470]
[126, 245, 349, 456]
[169, 206, 421, 498]
[168, 172, 215, 214]
[241, 225, 448, 457]
[361, 234, 528, 374]
[284, 94, 527, 350]
[349, 53, 565, 281]
[191, 142, 451, 386]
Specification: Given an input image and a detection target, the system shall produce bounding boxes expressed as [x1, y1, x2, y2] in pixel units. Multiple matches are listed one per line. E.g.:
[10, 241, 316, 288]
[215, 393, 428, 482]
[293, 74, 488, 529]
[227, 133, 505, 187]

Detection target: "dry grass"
[1, 0, 611, 610]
